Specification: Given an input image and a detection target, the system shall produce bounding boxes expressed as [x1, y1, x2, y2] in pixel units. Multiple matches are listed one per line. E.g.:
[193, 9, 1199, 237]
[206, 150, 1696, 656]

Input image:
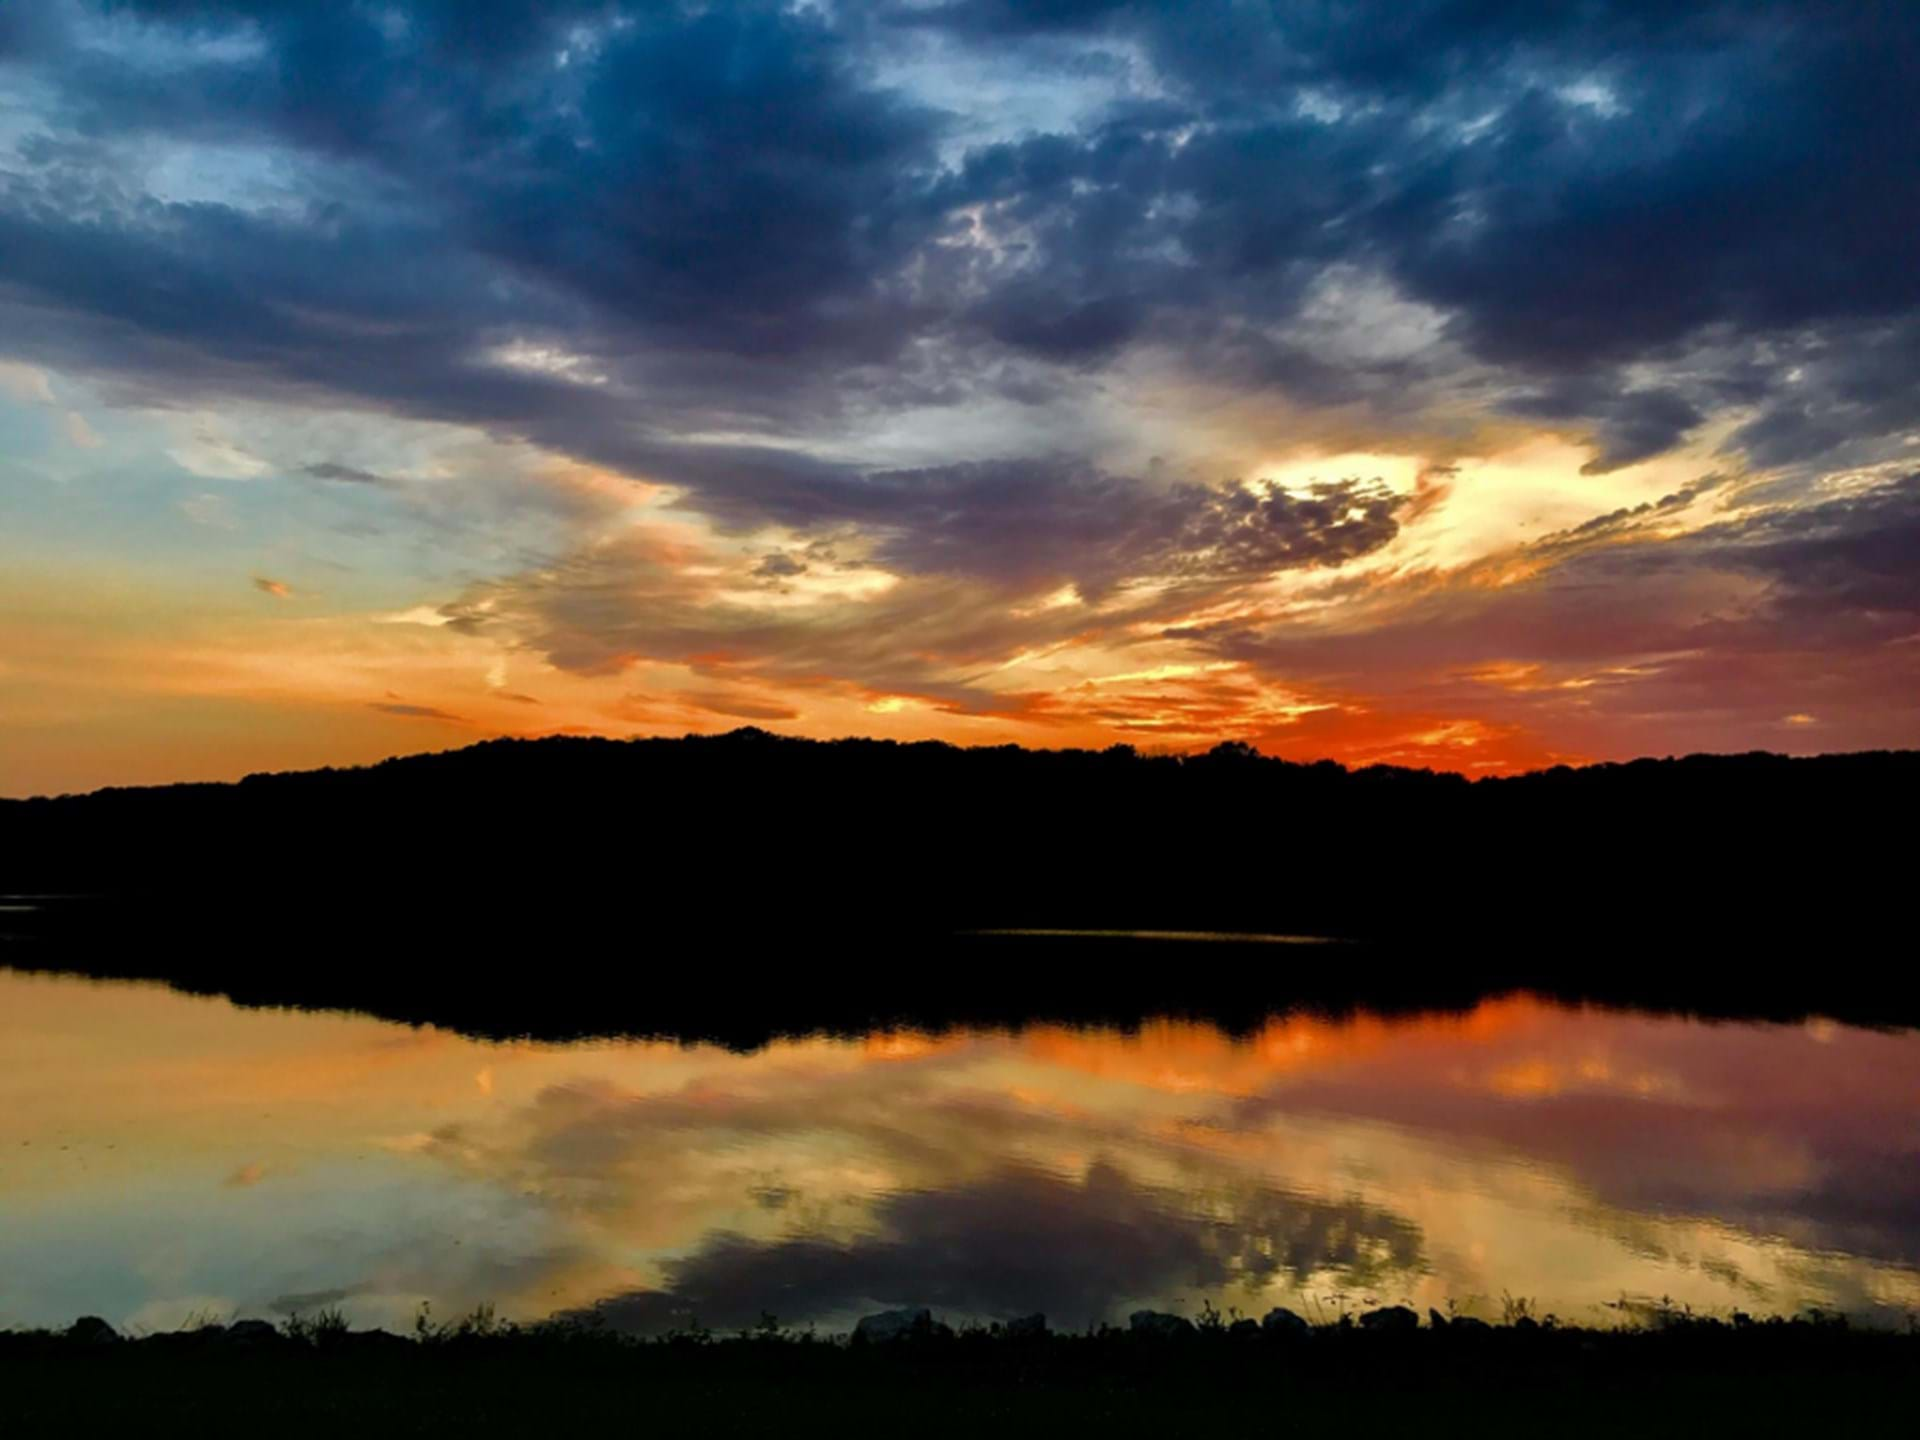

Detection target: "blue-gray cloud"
[571, 1161, 1424, 1334]
[2, 0, 1918, 584]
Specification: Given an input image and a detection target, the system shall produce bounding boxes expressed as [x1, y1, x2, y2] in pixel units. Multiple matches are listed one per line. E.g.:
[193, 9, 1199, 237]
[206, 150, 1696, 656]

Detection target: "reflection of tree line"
[3, 729, 1915, 1035]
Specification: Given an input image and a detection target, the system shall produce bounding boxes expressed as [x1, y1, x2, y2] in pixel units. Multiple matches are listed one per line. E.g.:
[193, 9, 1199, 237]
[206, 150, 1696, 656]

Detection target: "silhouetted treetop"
[1, 730, 1909, 951]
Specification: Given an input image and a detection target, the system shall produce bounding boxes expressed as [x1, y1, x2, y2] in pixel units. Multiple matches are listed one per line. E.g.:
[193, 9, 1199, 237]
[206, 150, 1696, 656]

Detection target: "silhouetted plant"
[283, 1308, 350, 1344]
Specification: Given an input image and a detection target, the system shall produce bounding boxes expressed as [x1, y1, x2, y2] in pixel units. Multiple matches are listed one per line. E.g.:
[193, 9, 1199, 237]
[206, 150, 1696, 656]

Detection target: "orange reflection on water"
[1015, 998, 1540, 1098]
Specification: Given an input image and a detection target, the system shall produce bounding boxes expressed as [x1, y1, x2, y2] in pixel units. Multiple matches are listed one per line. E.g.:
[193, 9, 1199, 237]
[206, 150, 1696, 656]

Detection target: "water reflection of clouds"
[1218, 1008, 1920, 1272]
[410, 1005, 1920, 1331]
[2, 973, 1918, 1334]
[574, 1163, 1422, 1335]
[427, 1039, 1433, 1330]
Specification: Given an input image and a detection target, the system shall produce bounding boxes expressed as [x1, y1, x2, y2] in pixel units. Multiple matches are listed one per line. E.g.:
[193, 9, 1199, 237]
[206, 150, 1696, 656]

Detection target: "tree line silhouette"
[2, 730, 1913, 1040]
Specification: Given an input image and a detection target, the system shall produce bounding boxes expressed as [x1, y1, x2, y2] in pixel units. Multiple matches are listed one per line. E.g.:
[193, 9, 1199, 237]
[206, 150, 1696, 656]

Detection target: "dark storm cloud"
[478, 8, 942, 355]
[0, 2, 64, 56]
[43, 0, 946, 360]
[1508, 383, 1703, 476]
[855, 463, 1404, 593]
[669, 455, 1405, 592]
[1724, 319, 1920, 471]
[897, 0, 1137, 41]
[913, 0, 1762, 77]
[99, 1, 606, 69]
[1702, 471, 1920, 619]
[918, 1, 1920, 366]
[3, 0, 1920, 565]
[569, 1161, 1423, 1334]
[0, 170, 583, 419]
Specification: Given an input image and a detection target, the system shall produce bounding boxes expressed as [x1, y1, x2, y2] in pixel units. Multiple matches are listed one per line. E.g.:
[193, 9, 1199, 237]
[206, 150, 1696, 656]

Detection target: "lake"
[3, 967, 1917, 1336]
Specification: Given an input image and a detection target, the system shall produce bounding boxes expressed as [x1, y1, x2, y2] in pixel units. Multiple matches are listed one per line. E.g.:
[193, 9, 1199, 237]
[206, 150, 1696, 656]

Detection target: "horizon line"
[4, 727, 1914, 805]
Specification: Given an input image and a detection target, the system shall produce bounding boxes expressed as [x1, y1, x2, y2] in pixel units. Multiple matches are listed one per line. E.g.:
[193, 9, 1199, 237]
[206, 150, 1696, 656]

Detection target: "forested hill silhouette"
[5, 731, 1916, 924]
[3, 730, 1915, 1037]
[3, 727, 1912, 944]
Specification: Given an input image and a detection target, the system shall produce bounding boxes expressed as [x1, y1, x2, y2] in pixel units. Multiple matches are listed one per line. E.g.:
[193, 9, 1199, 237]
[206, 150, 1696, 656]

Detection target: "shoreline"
[7, 1306, 1915, 1437]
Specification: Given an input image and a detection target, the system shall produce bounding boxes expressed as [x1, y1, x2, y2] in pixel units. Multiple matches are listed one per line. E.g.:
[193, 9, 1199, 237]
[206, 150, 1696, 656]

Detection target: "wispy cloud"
[370, 700, 464, 723]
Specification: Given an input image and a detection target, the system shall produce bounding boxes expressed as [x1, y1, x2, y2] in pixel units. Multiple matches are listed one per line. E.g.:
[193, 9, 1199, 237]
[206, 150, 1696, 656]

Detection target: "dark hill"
[2, 731, 1913, 1039]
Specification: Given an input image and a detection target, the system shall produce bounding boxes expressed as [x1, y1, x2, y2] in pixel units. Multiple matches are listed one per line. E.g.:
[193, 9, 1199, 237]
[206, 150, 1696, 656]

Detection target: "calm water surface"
[3, 968, 1917, 1334]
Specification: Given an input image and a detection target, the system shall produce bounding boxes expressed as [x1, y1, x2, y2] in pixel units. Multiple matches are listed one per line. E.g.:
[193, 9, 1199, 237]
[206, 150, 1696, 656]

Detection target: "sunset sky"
[3, 1, 1918, 795]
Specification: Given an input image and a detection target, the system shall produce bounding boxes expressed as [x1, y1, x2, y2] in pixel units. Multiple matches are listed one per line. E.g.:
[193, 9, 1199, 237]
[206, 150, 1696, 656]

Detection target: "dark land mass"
[3, 730, 1916, 1042]
[5, 1311, 1914, 1439]
[6, 927, 1920, 1048]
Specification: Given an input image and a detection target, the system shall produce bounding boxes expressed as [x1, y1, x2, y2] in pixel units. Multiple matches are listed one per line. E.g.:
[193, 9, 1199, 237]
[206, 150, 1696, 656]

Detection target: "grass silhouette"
[5, 1303, 1912, 1438]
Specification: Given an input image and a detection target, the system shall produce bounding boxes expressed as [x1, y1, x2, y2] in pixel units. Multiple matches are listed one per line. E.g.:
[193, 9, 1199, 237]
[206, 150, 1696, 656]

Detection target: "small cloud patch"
[299, 461, 392, 486]
[371, 701, 464, 722]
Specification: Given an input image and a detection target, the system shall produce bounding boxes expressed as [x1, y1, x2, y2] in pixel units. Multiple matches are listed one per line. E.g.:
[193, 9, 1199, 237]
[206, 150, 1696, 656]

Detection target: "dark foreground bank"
[5, 1310, 1913, 1439]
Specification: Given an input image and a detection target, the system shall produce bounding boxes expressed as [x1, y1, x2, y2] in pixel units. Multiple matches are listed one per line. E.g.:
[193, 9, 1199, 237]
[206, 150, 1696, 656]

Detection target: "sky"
[3, 0, 1918, 795]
